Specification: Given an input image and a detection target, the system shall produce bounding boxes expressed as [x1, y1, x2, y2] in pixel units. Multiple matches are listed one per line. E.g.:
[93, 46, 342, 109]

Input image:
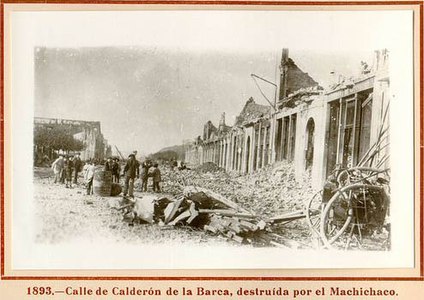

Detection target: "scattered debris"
[195, 162, 224, 173]
[114, 183, 311, 248]
[33, 160, 389, 250]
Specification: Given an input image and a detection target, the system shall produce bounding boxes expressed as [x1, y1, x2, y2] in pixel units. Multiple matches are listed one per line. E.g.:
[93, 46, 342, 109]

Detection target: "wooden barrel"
[110, 183, 122, 197]
[93, 170, 112, 196]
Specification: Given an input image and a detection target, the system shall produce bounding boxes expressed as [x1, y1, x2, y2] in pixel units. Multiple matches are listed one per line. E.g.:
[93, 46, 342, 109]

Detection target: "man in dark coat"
[112, 158, 121, 183]
[73, 153, 82, 184]
[123, 154, 139, 197]
[104, 157, 113, 172]
[140, 160, 152, 192]
[64, 156, 74, 188]
[150, 163, 161, 193]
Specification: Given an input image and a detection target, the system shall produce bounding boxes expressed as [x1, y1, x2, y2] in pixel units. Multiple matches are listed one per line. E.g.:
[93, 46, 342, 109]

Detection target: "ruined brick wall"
[279, 49, 319, 100]
[185, 50, 389, 191]
[284, 59, 319, 97]
[235, 97, 271, 126]
[203, 121, 218, 141]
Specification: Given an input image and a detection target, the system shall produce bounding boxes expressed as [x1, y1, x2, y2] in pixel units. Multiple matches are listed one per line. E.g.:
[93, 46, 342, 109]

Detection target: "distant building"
[34, 117, 109, 161]
[185, 49, 390, 189]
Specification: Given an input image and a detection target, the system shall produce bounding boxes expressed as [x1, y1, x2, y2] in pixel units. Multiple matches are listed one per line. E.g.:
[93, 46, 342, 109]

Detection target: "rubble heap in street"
[110, 162, 316, 248]
[164, 161, 315, 218]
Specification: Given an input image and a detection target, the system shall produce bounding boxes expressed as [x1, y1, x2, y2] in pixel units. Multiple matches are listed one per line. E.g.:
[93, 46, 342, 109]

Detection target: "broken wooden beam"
[168, 210, 191, 226]
[164, 197, 185, 224]
[268, 210, 306, 223]
[186, 202, 199, 224]
[184, 186, 249, 213]
[198, 209, 256, 219]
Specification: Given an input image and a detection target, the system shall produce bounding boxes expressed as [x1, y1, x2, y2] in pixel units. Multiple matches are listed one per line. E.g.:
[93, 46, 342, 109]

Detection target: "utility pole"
[250, 73, 277, 112]
[250, 70, 279, 166]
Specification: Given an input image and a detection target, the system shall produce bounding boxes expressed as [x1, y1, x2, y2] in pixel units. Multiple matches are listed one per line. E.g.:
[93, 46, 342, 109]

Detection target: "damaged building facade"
[185, 49, 390, 189]
[34, 117, 111, 161]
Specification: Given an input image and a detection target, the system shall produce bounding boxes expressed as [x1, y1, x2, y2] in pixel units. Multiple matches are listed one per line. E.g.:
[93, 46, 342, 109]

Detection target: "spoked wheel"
[320, 184, 389, 250]
[305, 190, 323, 236]
[337, 167, 389, 186]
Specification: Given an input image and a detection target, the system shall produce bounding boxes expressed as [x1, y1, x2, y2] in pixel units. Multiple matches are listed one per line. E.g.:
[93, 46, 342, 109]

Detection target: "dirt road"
[34, 167, 228, 246]
[33, 163, 317, 248]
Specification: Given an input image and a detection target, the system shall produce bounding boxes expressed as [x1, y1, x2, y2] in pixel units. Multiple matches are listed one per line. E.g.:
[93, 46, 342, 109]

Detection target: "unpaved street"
[34, 168, 226, 246]
[34, 163, 315, 247]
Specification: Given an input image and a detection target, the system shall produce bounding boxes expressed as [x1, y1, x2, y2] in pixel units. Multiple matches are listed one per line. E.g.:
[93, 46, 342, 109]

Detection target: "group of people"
[51, 153, 83, 188]
[51, 153, 98, 195]
[104, 157, 121, 183]
[50, 152, 162, 198]
[121, 154, 162, 198]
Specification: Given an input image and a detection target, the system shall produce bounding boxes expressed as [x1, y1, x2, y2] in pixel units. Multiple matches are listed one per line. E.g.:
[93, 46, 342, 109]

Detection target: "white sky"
[13, 9, 411, 155]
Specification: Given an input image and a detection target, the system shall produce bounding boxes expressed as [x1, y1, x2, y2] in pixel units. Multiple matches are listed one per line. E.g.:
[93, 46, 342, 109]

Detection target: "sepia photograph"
[7, 9, 414, 270]
[33, 46, 390, 251]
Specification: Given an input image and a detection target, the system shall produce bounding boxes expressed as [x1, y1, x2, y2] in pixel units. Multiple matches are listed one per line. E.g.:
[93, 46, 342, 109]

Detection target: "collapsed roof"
[235, 97, 271, 126]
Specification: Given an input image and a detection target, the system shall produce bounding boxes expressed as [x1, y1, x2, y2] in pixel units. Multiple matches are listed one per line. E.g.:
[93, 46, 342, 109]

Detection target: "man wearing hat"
[140, 159, 152, 192]
[104, 157, 113, 172]
[112, 157, 121, 183]
[123, 153, 140, 197]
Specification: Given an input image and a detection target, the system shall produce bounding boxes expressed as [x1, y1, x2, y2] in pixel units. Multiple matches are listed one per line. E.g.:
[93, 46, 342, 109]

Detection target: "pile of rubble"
[162, 161, 315, 218]
[195, 162, 225, 173]
[109, 185, 309, 248]
[109, 162, 317, 248]
[279, 86, 323, 109]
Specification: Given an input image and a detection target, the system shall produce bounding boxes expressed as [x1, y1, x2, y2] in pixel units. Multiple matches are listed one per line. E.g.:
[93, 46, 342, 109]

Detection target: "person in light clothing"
[51, 155, 64, 184]
[84, 160, 96, 195]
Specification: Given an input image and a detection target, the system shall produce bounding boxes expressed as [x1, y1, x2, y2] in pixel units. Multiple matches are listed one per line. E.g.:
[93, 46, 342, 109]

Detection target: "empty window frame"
[325, 89, 374, 176]
[326, 101, 341, 176]
[275, 118, 283, 161]
[357, 93, 373, 163]
[341, 99, 356, 168]
[282, 116, 290, 159]
[289, 114, 297, 162]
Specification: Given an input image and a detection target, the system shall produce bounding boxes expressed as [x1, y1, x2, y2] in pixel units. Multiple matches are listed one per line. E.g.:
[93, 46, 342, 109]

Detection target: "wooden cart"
[306, 166, 390, 250]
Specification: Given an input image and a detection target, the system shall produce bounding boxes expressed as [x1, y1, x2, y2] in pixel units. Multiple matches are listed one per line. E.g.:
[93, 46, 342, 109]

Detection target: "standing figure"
[64, 156, 74, 188]
[140, 160, 151, 192]
[73, 153, 82, 184]
[123, 154, 139, 197]
[81, 159, 91, 185]
[112, 158, 121, 183]
[84, 160, 96, 195]
[151, 163, 162, 193]
[60, 156, 66, 184]
[104, 157, 113, 172]
[51, 155, 64, 184]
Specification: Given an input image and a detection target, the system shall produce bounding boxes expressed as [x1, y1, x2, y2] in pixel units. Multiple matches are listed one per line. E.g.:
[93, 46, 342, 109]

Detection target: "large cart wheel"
[337, 167, 389, 187]
[320, 183, 388, 250]
[305, 190, 323, 236]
